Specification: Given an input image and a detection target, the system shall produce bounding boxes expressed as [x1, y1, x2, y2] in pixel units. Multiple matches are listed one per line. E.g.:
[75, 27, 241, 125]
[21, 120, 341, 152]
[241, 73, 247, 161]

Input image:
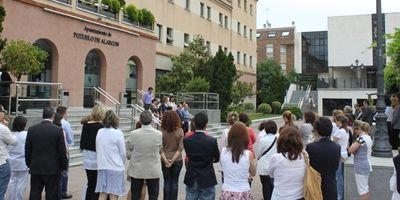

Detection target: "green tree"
[231, 81, 253, 105]
[385, 28, 400, 94]
[257, 59, 289, 105]
[185, 77, 210, 92]
[189, 36, 213, 81]
[209, 50, 236, 111]
[0, 5, 6, 51]
[2, 40, 48, 80]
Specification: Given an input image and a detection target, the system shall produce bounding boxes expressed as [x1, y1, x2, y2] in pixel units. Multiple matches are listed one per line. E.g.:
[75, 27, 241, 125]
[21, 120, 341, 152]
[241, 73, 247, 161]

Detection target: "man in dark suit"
[25, 107, 68, 200]
[306, 117, 341, 200]
[361, 100, 374, 125]
[184, 112, 219, 200]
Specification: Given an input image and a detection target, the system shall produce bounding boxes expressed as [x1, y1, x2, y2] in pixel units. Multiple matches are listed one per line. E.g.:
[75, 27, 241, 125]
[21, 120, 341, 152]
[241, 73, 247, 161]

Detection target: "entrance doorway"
[125, 59, 137, 105]
[84, 49, 102, 108]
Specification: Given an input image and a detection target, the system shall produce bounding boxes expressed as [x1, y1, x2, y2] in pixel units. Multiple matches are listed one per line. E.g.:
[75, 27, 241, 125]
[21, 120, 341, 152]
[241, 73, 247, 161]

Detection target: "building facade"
[256, 26, 295, 73]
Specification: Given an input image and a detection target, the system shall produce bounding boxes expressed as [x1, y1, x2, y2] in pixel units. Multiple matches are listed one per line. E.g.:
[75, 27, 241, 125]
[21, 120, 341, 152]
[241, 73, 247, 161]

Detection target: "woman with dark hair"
[238, 113, 257, 156]
[299, 111, 316, 147]
[265, 127, 306, 200]
[95, 110, 126, 200]
[222, 112, 239, 148]
[255, 120, 278, 200]
[220, 122, 256, 200]
[279, 110, 298, 133]
[7, 116, 28, 200]
[160, 111, 184, 200]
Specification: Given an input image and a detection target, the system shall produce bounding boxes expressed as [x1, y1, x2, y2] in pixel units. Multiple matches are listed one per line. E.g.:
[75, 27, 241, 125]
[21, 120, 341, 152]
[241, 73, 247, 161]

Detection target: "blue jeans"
[336, 160, 344, 200]
[185, 181, 215, 200]
[162, 160, 183, 200]
[0, 160, 11, 199]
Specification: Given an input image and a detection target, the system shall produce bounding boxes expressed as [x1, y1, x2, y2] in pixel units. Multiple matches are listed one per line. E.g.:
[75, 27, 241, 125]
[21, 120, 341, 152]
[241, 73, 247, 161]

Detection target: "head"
[304, 111, 316, 124]
[53, 113, 63, 127]
[161, 110, 182, 132]
[227, 122, 249, 163]
[0, 104, 5, 122]
[140, 110, 153, 126]
[335, 114, 349, 130]
[314, 117, 333, 137]
[363, 100, 370, 108]
[82, 105, 106, 124]
[353, 120, 370, 135]
[391, 93, 400, 107]
[282, 110, 294, 125]
[56, 106, 68, 118]
[258, 120, 277, 134]
[226, 111, 239, 125]
[12, 116, 27, 132]
[238, 113, 250, 127]
[148, 87, 153, 93]
[332, 109, 343, 119]
[343, 106, 353, 114]
[169, 95, 174, 102]
[194, 112, 208, 130]
[2, 115, 9, 126]
[177, 102, 183, 109]
[163, 96, 169, 103]
[42, 107, 55, 120]
[103, 110, 119, 128]
[277, 127, 303, 160]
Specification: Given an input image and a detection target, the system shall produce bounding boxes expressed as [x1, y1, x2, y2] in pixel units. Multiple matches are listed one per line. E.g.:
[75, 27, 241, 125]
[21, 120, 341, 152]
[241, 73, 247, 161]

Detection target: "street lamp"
[350, 59, 365, 88]
[371, 0, 393, 157]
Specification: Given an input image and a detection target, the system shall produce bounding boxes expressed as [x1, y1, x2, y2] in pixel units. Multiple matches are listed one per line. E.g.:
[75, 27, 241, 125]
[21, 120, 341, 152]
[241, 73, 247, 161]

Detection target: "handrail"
[95, 87, 120, 105]
[93, 87, 121, 114]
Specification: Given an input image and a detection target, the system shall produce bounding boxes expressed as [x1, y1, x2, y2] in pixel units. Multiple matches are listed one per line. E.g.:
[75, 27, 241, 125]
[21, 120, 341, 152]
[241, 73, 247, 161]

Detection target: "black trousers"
[29, 174, 61, 200]
[85, 169, 99, 200]
[162, 161, 183, 200]
[182, 121, 189, 134]
[260, 175, 273, 200]
[131, 177, 160, 200]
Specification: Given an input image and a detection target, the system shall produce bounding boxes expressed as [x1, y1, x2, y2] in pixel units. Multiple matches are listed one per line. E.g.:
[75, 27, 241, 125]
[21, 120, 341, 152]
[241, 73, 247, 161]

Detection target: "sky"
[257, 0, 400, 32]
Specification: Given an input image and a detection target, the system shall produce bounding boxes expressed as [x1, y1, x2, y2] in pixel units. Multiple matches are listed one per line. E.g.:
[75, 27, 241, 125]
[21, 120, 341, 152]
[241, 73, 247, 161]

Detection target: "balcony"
[317, 78, 377, 89]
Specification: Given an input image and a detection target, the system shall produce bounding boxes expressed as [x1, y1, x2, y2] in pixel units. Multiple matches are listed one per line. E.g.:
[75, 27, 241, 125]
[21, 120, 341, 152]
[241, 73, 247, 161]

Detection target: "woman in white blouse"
[221, 112, 239, 148]
[265, 127, 306, 200]
[255, 120, 278, 200]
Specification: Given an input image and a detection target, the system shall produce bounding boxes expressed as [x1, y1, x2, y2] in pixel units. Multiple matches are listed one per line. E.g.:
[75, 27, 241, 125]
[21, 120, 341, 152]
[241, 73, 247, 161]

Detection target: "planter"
[139, 23, 153, 30]
[100, 9, 118, 19]
[77, 1, 98, 13]
[122, 16, 139, 26]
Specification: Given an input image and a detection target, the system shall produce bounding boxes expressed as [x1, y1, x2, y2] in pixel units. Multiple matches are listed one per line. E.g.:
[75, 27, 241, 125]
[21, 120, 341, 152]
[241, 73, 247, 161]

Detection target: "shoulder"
[0, 124, 10, 133]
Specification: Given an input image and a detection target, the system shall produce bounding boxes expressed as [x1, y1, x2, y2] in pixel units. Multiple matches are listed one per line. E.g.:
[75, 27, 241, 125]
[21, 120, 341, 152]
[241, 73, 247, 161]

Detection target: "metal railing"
[93, 87, 121, 115]
[298, 84, 311, 109]
[127, 103, 161, 130]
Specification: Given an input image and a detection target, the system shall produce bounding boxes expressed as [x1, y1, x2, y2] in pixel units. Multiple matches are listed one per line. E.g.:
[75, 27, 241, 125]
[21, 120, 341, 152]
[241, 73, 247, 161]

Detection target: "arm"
[348, 139, 362, 154]
[390, 169, 397, 192]
[118, 132, 126, 165]
[0, 126, 17, 145]
[265, 155, 277, 177]
[57, 128, 68, 171]
[249, 152, 257, 177]
[25, 130, 32, 168]
[212, 139, 220, 163]
[393, 109, 400, 126]
[170, 131, 184, 163]
[126, 134, 133, 160]
[63, 121, 74, 146]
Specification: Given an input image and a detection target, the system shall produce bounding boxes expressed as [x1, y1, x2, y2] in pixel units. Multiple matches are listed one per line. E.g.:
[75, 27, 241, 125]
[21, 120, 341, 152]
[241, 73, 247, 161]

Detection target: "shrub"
[185, 77, 210, 92]
[243, 102, 255, 112]
[257, 103, 272, 114]
[140, 8, 155, 26]
[271, 101, 282, 114]
[125, 4, 139, 22]
[227, 105, 244, 113]
[281, 106, 303, 120]
[102, 0, 121, 13]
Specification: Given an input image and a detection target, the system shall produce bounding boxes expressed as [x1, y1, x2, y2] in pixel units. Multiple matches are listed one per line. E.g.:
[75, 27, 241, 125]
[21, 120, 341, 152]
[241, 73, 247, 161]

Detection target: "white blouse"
[255, 130, 277, 175]
[220, 147, 251, 192]
[390, 169, 400, 200]
[96, 128, 126, 171]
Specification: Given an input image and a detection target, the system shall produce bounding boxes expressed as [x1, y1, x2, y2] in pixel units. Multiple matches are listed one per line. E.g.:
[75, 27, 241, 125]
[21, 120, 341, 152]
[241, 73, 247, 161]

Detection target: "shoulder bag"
[258, 137, 277, 160]
[302, 151, 323, 200]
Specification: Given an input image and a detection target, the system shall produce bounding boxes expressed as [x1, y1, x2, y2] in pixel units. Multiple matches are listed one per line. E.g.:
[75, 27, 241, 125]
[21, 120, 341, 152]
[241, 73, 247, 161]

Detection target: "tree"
[2, 40, 48, 80]
[384, 28, 400, 94]
[231, 81, 253, 105]
[185, 77, 210, 92]
[257, 59, 290, 105]
[0, 5, 6, 51]
[209, 50, 236, 111]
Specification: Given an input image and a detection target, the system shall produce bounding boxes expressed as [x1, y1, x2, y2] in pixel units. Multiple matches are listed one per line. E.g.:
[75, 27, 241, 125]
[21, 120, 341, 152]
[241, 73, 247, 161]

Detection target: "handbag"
[302, 151, 323, 200]
[258, 137, 277, 160]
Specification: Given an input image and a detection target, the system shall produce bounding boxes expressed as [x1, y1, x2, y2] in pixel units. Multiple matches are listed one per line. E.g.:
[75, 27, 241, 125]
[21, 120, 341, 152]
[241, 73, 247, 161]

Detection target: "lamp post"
[350, 59, 364, 88]
[371, 0, 393, 157]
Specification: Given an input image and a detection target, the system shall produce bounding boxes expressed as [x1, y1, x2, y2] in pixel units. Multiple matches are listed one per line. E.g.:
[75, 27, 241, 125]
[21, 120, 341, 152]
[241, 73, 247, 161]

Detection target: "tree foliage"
[1, 40, 48, 80]
[0, 5, 6, 52]
[385, 28, 400, 94]
[185, 77, 210, 92]
[257, 59, 290, 105]
[231, 81, 253, 105]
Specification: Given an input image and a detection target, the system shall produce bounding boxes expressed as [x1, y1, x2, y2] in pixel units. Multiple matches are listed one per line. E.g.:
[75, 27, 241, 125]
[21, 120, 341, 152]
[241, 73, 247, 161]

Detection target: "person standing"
[306, 117, 341, 200]
[391, 93, 400, 150]
[238, 113, 257, 156]
[57, 106, 74, 199]
[95, 110, 126, 200]
[221, 112, 239, 148]
[255, 120, 278, 200]
[80, 105, 106, 200]
[142, 87, 154, 110]
[386, 98, 395, 150]
[181, 102, 190, 134]
[160, 111, 184, 200]
[0, 105, 17, 199]
[361, 100, 374, 125]
[220, 122, 256, 200]
[184, 112, 220, 200]
[299, 111, 316, 147]
[127, 111, 163, 200]
[25, 107, 68, 200]
[278, 110, 298, 133]
[6, 116, 29, 200]
[348, 120, 373, 200]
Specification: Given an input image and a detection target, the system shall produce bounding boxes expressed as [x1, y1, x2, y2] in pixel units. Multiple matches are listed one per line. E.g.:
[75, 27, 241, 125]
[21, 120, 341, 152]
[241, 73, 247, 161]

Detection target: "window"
[244, 0, 247, 11]
[250, 4, 253, 15]
[238, 0, 241, 7]
[184, 33, 190, 48]
[185, 0, 190, 10]
[237, 51, 240, 64]
[224, 16, 228, 28]
[243, 53, 247, 65]
[249, 29, 253, 40]
[280, 45, 287, 53]
[250, 56, 253, 67]
[237, 22, 241, 34]
[157, 24, 163, 42]
[268, 32, 276, 38]
[219, 13, 223, 26]
[266, 44, 273, 58]
[168, 0, 174, 3]
[244, 25, 247, 37]
[166, 27, 173, 44]
[281, 63, 287, 72]
[200, 3, 204, 18]
[224, 47, 228, 54]
[207, 6, 211, 20]
[282, 31, 290, 37]
[280, 45, 287, 67]
[256, 33, 261, 39]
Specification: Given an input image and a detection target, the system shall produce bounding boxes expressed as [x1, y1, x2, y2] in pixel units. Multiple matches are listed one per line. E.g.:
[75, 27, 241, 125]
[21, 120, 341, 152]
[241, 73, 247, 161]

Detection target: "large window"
[200, 3, 204, 18]
[237, 22, 241, 34]
[250, 4, 253, 15]
[184, 33, 190, 48]
[238, 0, 241, 7]
[207, 6, 211, 20]
[301, 31, 328, 74]
[224, 16, 228, 29]
[243, 53, 247, 65]
[206, 41, 211, 52]
[224, 47, 228, 54]
[250, 56, 253, 68]
[157, 24, 162, 42]
[266, 44, 273, 59]
[219, 13, 223, 26]
[244, 25, 247, 37]
[249, 29, 253, 40]
[185, 0, 190, 10]
[237, 51, 241, 64]
[166, 27, 173, 44]
[244, 0, 247, 11]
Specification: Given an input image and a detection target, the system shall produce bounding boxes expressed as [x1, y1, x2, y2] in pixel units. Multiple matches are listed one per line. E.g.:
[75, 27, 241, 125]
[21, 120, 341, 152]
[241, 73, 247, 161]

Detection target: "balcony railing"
[317, 78, 376, 89]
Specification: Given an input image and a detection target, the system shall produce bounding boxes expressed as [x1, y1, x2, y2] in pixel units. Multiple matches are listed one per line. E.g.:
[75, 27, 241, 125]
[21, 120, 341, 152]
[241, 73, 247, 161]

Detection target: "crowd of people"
[0, 92, 400, 200]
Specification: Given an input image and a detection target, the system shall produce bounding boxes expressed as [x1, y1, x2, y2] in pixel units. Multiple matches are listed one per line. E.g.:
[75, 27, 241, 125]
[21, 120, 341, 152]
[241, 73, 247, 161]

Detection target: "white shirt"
[220, 147, 251, 192]
[221, 127, 230, 148]
[331, 123, 339, 136]
[386, 106, 395, 122]
[8, 131, 28, 171]
[390, 169, 400, 200]
[96, 128, 126, 171]
[266, 153, 306, 200]
[255, 130, 277, 175]
[0, 124, 17, 165]
[333, 128, 349, 159]
[82, 150, 97, 170]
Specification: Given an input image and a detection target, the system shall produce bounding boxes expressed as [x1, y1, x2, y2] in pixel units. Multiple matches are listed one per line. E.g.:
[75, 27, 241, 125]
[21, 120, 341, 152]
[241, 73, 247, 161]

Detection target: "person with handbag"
[306, 117, 341, 200]
[255, 120, 278, 200]
[265, 127, 306, 200]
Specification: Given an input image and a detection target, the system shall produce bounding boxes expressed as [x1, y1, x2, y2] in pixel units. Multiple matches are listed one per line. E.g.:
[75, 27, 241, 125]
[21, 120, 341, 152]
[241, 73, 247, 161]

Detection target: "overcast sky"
[257, 0, 400, 31]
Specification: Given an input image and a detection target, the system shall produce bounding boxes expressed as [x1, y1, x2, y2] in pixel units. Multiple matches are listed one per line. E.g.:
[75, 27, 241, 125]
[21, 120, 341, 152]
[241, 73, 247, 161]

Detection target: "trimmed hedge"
[271, 101, 282, 114]
[257, 103, 272, 114]
[243, 102, 255, 112]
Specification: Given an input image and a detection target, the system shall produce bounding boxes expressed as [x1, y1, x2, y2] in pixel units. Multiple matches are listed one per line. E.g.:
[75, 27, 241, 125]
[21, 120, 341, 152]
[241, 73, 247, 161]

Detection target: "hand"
[165, 159, 174, 168]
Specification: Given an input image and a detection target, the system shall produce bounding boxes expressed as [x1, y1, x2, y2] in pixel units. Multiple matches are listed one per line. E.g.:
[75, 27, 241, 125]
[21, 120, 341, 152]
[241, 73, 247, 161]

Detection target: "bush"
[227, 105, 244, 113]
[102, 0, 121, 13]
[185, 77, 210, 92]
[140, 8, 155, 26]
[243, 102, 255, 112]
[281, 106, 303, 120]
[125, 4, 139, 21]
[257, 103, 272, 114]
[271, 101, 282, 114]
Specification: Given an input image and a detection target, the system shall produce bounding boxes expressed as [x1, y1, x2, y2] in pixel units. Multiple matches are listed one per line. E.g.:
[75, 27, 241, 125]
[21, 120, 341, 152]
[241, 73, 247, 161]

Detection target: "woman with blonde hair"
[349, 120, 372, 200]
[279, 110, 298, 133]
[221, 112, 239, 147]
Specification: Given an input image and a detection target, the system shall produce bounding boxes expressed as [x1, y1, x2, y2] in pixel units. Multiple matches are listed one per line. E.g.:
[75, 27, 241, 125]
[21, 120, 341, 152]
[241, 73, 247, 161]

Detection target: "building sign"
[73, 26, 119, 47]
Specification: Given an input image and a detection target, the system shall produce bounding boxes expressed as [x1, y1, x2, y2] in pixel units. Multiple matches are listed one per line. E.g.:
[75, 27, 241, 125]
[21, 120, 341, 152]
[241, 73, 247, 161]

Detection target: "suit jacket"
[306, 137, 341, 200]
[184, 131, 220, 188]
[361, 107, 374, 125]
[25, 120, 68, 175]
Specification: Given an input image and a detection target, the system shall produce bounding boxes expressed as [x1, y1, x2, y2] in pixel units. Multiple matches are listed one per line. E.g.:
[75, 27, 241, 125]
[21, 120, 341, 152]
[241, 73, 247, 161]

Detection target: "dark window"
[323, 98, 352, 116]
[301, 31, 328, 74]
